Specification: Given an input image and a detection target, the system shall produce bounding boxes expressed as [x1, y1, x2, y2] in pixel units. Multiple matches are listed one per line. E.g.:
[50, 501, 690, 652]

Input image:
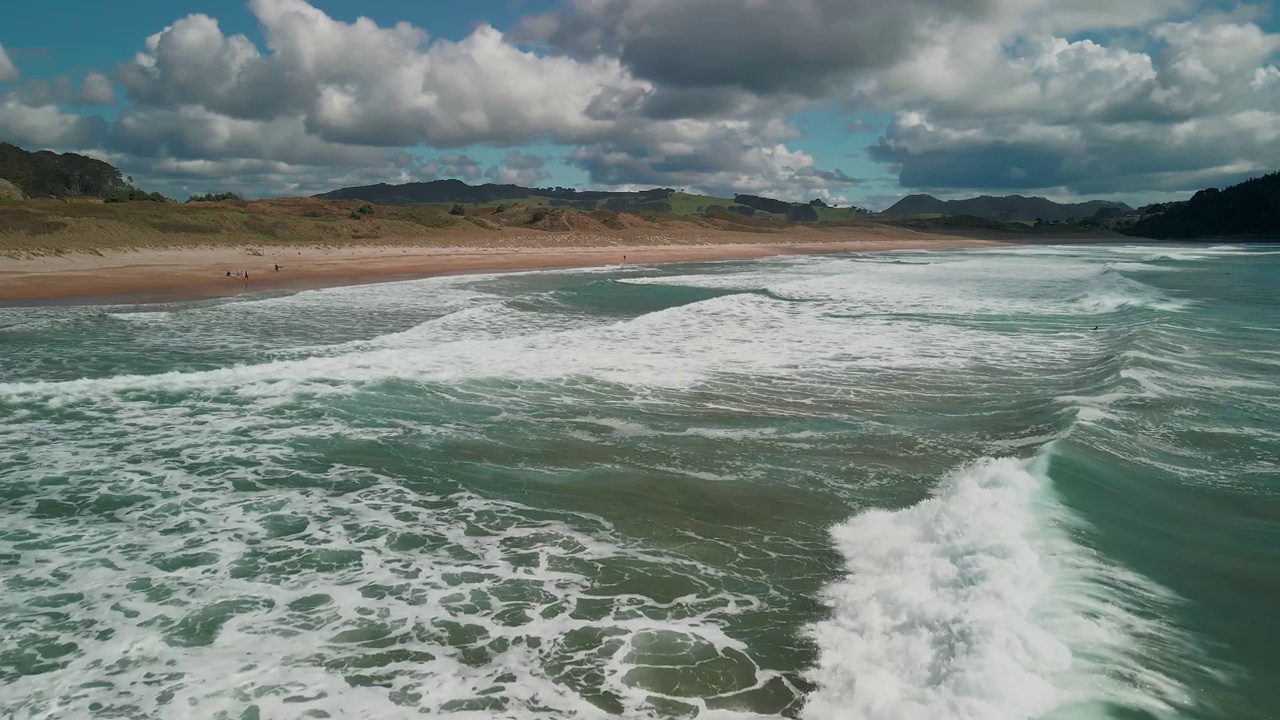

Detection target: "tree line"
[0, 142, 132, 199]
[1123, 171, 1280, 240]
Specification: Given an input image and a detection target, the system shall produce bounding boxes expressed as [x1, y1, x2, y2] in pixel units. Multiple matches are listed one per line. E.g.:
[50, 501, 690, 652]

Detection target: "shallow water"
[1, 244, 1277, 719]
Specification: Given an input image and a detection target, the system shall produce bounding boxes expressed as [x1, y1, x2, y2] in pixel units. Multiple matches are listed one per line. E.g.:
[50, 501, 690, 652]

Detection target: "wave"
[1071, 270, 1187, 314]
[106, 311, 175, 323]
[624, 251, 1192, 320]
[802, 451, 1199, 720]
[1100, 245, 1278, 262]
[1102, 261, 1170, 273]
[2, 288, 1076, 406]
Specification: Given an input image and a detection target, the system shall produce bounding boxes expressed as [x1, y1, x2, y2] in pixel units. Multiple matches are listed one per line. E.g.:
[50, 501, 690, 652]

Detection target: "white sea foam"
[624, 250, 1185, 319]
[1100, 245, 1262, 262]
[106, 311, 175, 323]
[0, 288, 1073, 405]
[802, 454, 1195, 720]
[1072, 406, 1114, 423]
[1070, 269, 1188, 314]
[0, 458, 783, 719]
[1103, 261, 1169, 273]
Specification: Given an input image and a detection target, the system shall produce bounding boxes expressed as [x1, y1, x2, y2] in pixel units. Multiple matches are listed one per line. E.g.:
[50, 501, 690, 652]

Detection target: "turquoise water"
[0, 243, 1277, 719]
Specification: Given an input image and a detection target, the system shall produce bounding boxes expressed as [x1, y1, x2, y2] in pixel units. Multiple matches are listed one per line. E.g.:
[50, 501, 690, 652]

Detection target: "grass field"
[462, 192, 739, 215]
[0, 197, 482, 255]
[0, 195, 867, 256]
[1, 193, 1091, 258]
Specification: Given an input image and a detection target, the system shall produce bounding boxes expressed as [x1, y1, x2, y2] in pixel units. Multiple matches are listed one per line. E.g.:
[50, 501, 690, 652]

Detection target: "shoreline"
[0, 237, 1006, 306]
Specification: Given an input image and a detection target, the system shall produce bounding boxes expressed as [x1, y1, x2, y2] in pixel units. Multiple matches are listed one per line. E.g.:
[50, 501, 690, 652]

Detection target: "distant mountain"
[316, 179, 533, 205]
[0, 142, 130, 199]
[314, 179, 683, 208]
[882, 194, 1132, 222]
[1122, 172, 1280, 240]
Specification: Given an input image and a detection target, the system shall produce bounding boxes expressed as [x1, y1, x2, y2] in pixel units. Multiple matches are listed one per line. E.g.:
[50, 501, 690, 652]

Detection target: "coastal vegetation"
[188, 192, 245, 203]
[0, 143, 170, 204]
[3, 141, 1273, 255]
[316, 180, 873, 221]
[1122, 172, 1280, 240]
[2, 142, 129, 199]
[0, 146, 1123, 258]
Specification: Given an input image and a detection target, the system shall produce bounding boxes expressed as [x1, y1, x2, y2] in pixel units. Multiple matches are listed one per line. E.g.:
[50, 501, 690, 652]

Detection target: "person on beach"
[274, 263, 280, 272]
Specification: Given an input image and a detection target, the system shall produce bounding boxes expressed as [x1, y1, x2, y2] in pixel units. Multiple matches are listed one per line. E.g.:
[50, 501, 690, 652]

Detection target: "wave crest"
[802, 454, 1198, 720]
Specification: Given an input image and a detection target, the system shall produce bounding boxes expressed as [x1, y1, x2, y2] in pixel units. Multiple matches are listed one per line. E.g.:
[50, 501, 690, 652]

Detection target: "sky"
[0, 0, 1277, 209]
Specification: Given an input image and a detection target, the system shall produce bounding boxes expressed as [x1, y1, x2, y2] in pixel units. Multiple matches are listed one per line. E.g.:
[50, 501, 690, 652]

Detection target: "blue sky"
[1, 0, 1277, 207]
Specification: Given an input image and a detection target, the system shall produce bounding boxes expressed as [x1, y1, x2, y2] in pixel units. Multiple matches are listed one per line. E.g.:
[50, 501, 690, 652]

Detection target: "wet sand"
[0, 237, 1003, 305]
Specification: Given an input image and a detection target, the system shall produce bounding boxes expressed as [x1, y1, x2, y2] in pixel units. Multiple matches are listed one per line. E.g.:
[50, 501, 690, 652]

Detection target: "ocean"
[0, 243, 1276, 720]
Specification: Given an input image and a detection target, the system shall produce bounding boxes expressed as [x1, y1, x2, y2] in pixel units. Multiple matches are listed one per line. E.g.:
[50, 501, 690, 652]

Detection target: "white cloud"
[105, 0, 852, 198]
[0, 43, 18, 83]
[862, 13, 1280, 194]
[108, 105, 382, 167]
[119, 0, 646, 148]
[571, 125, 856, 201]
[485, 152, 552, 186]
[81, 148, 441, 199]
[13, 0, 1275, 202]
[79, 73, 117, 106]
[10, 72, 118, 107]
[525, 0, 1197, 96]
[434, 153, 483, 182]
[0, 97, 107, 148]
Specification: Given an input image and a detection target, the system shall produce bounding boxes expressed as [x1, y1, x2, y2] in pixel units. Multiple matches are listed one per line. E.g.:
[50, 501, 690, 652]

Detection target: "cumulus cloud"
[119, 0, 643, 148]
[107, 105, 382, 167]
[11, 0, 1274, 202]
[0, 43, 18, 83]
[526, 0, 979, 95]
[524, 0, 1196, 96]
[521, 0, 1280, 198]
[570, 125, 856, 201]
[865, 15, 1280, 193]
[11, 72, 118, 107]
[433, 153, 483, 182]
[0, 97, 108, 148]
[103, 0, 853, 198]
[79, 73, 117, 106]
[485, 152, 552, 186]
[98, 152, 433, 200]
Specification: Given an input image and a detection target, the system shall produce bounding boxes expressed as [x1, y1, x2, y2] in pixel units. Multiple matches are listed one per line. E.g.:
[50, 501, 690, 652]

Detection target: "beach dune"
[0, 228, 999, 303]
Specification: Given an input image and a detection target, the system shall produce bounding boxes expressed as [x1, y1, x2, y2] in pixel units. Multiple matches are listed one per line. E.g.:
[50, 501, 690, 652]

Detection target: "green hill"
[883, 193, 1131, 222]
[316, 180, 690, 211]
[314, 180, 875, 221]
[1122, 172, 1280, 240]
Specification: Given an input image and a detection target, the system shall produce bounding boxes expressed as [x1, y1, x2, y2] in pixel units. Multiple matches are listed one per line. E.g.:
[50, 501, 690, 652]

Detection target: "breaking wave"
[803, 450, 1202, 720]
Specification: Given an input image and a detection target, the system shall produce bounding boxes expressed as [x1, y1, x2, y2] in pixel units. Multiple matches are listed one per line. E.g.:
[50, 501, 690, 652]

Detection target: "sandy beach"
[0, 232, 1003, 304]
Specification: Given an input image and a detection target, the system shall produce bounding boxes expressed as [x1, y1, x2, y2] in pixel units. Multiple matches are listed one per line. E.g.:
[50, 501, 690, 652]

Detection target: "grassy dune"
[0, 198, 484, 256]
[0, 196, 896, 257]
[0, 195, 1098, 259]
